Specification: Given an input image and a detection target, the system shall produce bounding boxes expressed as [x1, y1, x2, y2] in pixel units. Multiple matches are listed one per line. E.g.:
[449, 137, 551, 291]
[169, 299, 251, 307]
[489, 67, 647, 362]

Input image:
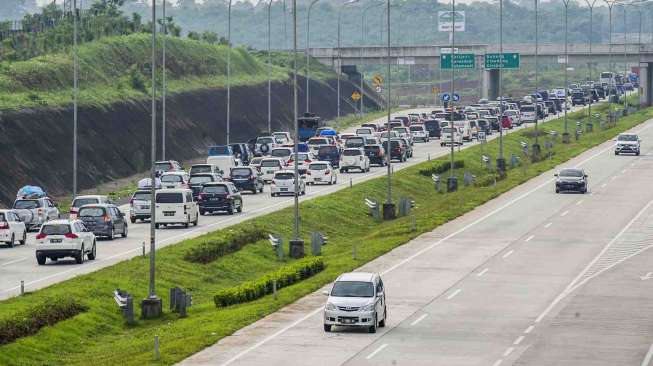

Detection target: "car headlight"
[325, 302, 337, 311]
[361, 303, 376, 311]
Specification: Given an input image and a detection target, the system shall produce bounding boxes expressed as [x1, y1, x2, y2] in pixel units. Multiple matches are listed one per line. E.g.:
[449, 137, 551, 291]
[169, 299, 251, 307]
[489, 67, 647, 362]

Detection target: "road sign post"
[440, 53, 476, 69]
[484, 53, 520, 69]
[351, 91, 361, 102]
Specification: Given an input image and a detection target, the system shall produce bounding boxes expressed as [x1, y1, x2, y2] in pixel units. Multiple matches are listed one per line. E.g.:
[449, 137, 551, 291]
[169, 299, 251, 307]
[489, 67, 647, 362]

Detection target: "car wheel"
[122, 225, 128, 238]
[379, 307, 387, 327]
[130, 217, 136, 224]
[237, 203, 243, 213]
[200, 209, 206, 216]
[368, 314, 377, 333]
[8, 234, 14, 248]
[184, 216, 190, 228]
[228, 204, 235, 215]
[36, 254, 46, 265]
[636, 151, 640, 156]
[324, 324, 332, 332]
[555, 187, 560, 193]
[75, 246, 85, 264]
[20, 231, 26, 245]
[615, 151, 619, 155]
[108, 227, 115, 241]
[193, 213, 199, 226]
[155, 223, 160, 229]
[259, 187, 264, 193]
[87, 242, 96, 260]
[252, 188, 257, 194]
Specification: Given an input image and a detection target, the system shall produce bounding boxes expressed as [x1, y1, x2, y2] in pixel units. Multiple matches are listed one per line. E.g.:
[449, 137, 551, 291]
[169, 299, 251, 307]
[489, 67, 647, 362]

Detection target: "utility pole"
[562, 0, 571, 143]
[162, 0, 167, 160]
[73, 0, 78, 199]
[267, 0, 273, 134]
[382, 0, 395, 219]
[227, 0, 233, 145]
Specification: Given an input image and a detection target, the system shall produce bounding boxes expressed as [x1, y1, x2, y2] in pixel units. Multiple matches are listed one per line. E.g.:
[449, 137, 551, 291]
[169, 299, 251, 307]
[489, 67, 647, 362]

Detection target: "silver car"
[12, 197, 60, 231]
[323, 272, 387, 333]
[129, 190, 152, 223]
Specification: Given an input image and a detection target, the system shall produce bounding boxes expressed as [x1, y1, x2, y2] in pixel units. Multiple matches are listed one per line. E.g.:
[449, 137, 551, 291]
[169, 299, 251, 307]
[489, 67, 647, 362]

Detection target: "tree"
[187, 31, 200, 41]
[201, 31, 218, 44]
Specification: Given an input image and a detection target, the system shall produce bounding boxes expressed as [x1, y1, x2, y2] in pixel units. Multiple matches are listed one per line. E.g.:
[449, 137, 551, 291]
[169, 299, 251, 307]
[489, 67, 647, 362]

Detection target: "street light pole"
[497, 0, 506, 171]
[449, 0, 460, 186]
[360, 2, 384, 118]
[162, 0, 167, 160]
[227, 0, 232, 145]
[306, 0, 320, 113]
[623, 4, 628, 110]
[533, 0, 540, 154]
[73, 0, 78, 199]
[337, 0, 360, 121]
[383, 0, 395, 219]
[562, 0, 570, 143]
[268, 0, 273, 134]
[584, 0, 597, 127]
[292, 0, 300, 242]
[606, 0, 616, 117]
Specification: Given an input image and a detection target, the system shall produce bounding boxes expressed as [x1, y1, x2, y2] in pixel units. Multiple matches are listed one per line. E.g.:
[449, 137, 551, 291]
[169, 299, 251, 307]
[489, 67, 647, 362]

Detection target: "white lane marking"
[502, 250, 514, 259]
[365, 344, 388, 360]
[640, 272, 653, 281]
[215, 126, 635, 366]
[525, 235, 535, 242]
[410, 314, 428, 326]
[576, 200, 584, 205]
[524, 325, 534, 334]
[561, 210, 569, 217]
[503, 347, 514, 357]
[492, 360, 503, 366]
[535, 196, 653, 323]
[1, 257, 28, 267]
[446, 289, 462, 300]
[544, 222, 553, 228]
[477, 268, 489, 277]
[513, 335, 525, 345]
[640, 341, 653, 366]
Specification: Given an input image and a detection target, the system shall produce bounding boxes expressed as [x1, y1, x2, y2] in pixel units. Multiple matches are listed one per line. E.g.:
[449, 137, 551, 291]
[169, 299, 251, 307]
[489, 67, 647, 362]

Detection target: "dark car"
[77, 204, 127, 240]
[231, 143, 252, 165]
[395, 116, 410, 127]
[229, 166, 264, 194]
[398, 138, 413, 158]
[188, 173, 223, 199]
[555, 168, 588, 194]
[487, 116, 500, 131]
[594, 86, 606, 99]
[382, 140, 406, 162]
[544, 100, 556, 114]
[477, 119, 492, 136]
[364, 144, 386, 166]
[424, 120, 442, 138]
[197, 182, 243, 215]
[571, 91, 588, 106]
[317, 145, 341, 168]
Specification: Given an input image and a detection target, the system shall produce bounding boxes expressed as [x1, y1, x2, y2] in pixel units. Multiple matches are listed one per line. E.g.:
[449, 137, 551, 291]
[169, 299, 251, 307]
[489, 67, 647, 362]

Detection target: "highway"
[178, 117, 653, 366]
[0, 105, 589, 300]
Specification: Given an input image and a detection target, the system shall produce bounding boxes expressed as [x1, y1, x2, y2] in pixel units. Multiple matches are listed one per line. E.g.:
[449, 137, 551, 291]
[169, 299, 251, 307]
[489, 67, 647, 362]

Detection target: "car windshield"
[203, 185, 228, 194]
[394, 128, 408, 133]
[156, 193, 184, 203]
[309, 163, 328, 170]
[132, 192, 150, 201]
[271, 149, 291, 157]
[231, 168, 252, 177]
[309, 138, 328, 145]
[330, 281, 374, 298]
[189, 176, 214, 184]
[154, 162, 172, 171]
[191, 165, 212, 173]
[560, 169, 583, 177]
[618, 135, 638, 141]
[161, 175, 182, 183]
[249, 158, 263, 165]
[13, 200, 40, 209]
[72, 198, 99, 208]
[296, 153, 310, 161]
[410, 126, 423, 131]
[356, 129, 371, 134]
[343, 150, 361, 156]
[41, 224, 72, 235]
[521, 106, 535, 112]
[78, 207, 106, 217]
[275, 173, 295, 180]
[442, 128, 456, 133]
[261, 160, 281, 167]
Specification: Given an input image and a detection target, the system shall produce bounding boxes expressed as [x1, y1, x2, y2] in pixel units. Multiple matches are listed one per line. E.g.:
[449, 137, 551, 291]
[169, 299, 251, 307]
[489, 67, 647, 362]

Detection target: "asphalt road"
[0, 105, 588, 300]
[179, 116, 653, 366]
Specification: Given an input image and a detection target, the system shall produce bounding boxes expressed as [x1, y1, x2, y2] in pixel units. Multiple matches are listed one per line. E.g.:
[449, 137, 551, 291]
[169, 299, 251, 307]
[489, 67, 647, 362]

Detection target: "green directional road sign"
[484, 52, 520, 69]
[440, 53, 476, 70]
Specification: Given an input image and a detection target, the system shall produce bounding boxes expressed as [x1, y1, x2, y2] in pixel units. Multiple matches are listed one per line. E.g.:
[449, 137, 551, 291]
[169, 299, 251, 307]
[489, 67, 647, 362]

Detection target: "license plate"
[140, 205, 150, 210]
[342, 318, 355, 324]
[281, 188, 288, 192]
[164, 212, 175, 216]
[210, 198, 219, 201]
[267, 170, 274, 174]
[50, 239, 62, 243]
[314, 178, 321, 181]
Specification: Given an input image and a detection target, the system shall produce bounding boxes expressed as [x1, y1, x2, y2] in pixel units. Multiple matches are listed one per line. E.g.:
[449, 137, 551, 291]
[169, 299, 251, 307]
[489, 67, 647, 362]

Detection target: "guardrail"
[365, 198, 381, 221]
[170, 287, 192, 317]
[398, 197, 415, 217]
[310, 232, 328, 256]
[113, 289, 134, 325]
[268, 234, 283, 260]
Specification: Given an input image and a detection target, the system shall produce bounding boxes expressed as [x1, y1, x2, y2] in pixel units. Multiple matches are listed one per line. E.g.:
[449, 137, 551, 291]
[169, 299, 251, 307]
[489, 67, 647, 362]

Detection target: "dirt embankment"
[0, 76, 380, 206]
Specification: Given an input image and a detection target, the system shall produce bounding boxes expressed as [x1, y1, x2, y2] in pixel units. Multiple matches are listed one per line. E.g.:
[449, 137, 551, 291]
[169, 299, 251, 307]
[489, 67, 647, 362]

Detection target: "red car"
[501, 115, 513, 129]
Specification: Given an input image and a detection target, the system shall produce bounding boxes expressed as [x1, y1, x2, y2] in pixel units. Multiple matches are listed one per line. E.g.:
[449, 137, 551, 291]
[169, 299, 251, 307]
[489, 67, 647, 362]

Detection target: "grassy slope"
[1, 102, 651, 365]
[0, 34, 334, 111]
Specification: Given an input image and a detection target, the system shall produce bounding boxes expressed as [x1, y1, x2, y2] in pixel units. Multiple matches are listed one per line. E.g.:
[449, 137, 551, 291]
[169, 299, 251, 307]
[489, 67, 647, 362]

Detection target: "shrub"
[214, 258, 325, 307]
[184, 227, 267, 264]
[418, 160, 465, 176]
[0, 297, 88, 345]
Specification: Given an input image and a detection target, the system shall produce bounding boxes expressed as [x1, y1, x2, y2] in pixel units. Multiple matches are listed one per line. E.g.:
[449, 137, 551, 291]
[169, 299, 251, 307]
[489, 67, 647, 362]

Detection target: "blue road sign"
[453, 93, 460, 102]
[441, 93, 451, 102]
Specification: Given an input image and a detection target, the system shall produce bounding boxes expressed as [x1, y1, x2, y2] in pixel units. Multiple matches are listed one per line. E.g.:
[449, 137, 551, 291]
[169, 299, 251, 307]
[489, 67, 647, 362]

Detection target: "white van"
[520, 104, 537, 123]
[259, 158, 286, 182]
[207, 155, 239, 178]
[154, 189, 199, 229]
[452, 121, 472, 142]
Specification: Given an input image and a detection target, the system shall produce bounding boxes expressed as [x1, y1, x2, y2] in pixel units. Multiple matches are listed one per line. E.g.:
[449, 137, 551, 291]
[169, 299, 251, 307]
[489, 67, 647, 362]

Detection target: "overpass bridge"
[307, 43, 653, 106]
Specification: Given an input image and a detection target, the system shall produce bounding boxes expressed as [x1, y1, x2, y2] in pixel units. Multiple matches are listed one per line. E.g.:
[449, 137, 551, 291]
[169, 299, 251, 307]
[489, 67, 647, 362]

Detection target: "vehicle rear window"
[154, 162, 172, 171]
[191, 165, 212, 173]
[0, 213, 5, 221]
[261, 160, 281, 167]
[356, 128, 371, 135]
[78, 207, 106, 217]
[343, 149, 361, 156]
[442, 128, 457, 133]
[560, 169, 583, 177]
[318, 146, 338, 154]
[72, 198, 99, 208]
[41, 224, 71, 235]
[202, 186, 228, 194]
[410, 126, 424, 131]
[309, 163, 328, 170]
[231, 168, 252, 177]
[161, 175, 182, 183]
[275, 173, 295, 180]
[257, 137, 274, 144]
[132, 192, 150, 201]
[308, 138, 328, 145]
[156, 193, 184, 203]
[208, 146, 230, 155]
[13, 200, 40, 209]
[189, 175, 214, 184]
[365, 146, 381, 152]
[331, 281, 374, 298]
[271, 149, 291, 157]
[521, 106, 535, 112]
[249, 158, 263, 165]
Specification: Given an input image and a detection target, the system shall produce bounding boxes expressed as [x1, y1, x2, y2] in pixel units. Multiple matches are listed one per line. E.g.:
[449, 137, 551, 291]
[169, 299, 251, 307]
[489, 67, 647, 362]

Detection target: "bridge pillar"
[640, 62, 652, 108]
[484, 69, 500, 101]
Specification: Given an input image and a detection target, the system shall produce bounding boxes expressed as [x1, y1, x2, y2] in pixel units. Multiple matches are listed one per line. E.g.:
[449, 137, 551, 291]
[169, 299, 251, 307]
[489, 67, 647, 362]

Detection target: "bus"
[600, 72, 614, 86]
[298, 113, 323, 142]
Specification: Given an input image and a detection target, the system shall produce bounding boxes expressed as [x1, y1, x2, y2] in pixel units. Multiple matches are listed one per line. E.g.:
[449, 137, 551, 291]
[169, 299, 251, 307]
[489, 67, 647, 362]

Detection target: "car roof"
[74, 195, 107, 200]
[156, 188, 192, 193]
[203, 182, 229, 186]
[309, 160, 331, 165]
[43, 219, 74, 225]
[261, 157, 284, 162]
[337, 272, 377, 282]
[79, 203, 114, 208]
[275, 170, 297, 175]
[161, 171, 187, 175]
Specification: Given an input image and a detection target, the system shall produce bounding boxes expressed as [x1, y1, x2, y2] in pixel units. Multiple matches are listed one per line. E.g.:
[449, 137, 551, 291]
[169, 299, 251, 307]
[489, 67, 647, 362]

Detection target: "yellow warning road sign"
[351, 91, 362, 101]
[432, 87, 440, 94]
[372, 75, 383, 86]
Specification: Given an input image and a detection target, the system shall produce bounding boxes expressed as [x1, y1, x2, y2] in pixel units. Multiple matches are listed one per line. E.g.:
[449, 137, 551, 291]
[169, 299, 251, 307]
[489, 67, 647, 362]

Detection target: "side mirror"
[377, 291, 384, 298]
[554, 173, 558, 177]
[584, 174, 588, 178]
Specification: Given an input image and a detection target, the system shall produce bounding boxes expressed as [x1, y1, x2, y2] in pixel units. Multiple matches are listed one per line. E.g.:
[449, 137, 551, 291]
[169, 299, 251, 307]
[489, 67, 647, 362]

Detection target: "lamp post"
[449, 0, 460, 186]
[73, 0, 78, 199]
[268, 0, 273, 134]
[533, 0, 541, 155]
[622, 4, 628, 111]
[162, 0, 167, 160]
[605, 0, 617, 118]
[337, 0, 360, 121]
[562, 0, 571, 143]
[383, 0, 395, 219]
[142, 0, 162, 319]
[360, 2, 385, 117]
[497, 0, 506, 171]
[306, 0, 321, 113]
[584, 0, 597, 127]
[226, 0, 233, 145]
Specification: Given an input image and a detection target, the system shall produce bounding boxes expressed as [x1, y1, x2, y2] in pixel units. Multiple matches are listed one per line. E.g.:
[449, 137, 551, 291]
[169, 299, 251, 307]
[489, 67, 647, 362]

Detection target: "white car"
[272, 131, 293, 146]
[440, 127, 463, 146]
[259, 158, 286, 182]
[129, 190, 151, 223]
[288, 152, 313, 174]
[0, 210, 27, 247]
[392, 127, 413, 145]
[270, 170, 306, 197]
[409, 125, 429, 142]
[323, 272, 387, 333]
[154, 189, 199, 229]
[35, 219, 96, 265]
[340, 148, 370, 173]
[255, 136, 278, 156]
[307, 137, 331, 155]
[520, 104, 537, 123]
[160, 171, 190, 189]
[69, 195, 111, 219]
[614, 133, 641, 155]
[355, 127, 375, 137]
[306, 161, 338, 185]
[270, 147, 293, 166]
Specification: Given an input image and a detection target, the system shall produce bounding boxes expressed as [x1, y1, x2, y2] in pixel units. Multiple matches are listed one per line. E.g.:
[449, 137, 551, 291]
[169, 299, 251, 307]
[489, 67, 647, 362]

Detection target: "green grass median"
[1, 101, 651, 365]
